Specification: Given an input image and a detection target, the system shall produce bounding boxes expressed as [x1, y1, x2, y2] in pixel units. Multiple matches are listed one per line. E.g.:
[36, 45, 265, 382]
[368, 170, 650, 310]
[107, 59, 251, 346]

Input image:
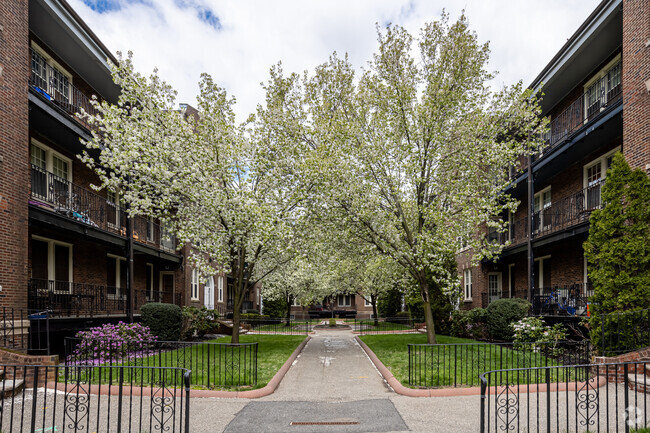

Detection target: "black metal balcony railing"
[28, 279, 181, 317]
[539, 61, 622, 157]
[30, 164, 177, 252]
[226, 299, 255, 311]
[491, 180, 605, 249]
[29, 48, 98, 131]
[531, 283, 594, 316]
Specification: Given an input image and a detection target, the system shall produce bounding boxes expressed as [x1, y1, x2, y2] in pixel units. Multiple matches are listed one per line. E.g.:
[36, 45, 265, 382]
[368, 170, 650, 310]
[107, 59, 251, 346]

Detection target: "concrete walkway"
[191, 326, 481, 432]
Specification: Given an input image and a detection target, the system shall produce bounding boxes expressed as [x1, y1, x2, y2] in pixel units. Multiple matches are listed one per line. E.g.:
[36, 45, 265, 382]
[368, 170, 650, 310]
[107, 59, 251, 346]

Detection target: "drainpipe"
[527, 148, 535, 309]
[125, 177, 134, 323]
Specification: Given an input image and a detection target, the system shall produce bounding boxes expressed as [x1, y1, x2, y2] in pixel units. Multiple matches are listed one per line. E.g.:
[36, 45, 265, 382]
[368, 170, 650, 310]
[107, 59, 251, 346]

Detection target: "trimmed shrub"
[181, 306, 219, 340]
[485, 298, 531, 341]
[262, 296, 287, 318]
[450, 308, 488, 340]
[141, 303, 182, 341]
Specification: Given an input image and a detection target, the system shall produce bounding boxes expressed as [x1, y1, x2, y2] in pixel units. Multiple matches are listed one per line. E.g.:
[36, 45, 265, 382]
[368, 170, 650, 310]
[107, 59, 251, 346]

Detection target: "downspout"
[527, 147, 535, 310]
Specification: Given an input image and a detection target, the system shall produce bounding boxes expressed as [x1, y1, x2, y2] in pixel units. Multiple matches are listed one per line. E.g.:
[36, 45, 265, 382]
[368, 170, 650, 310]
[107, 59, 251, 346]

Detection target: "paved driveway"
[190, 327, 481, 433]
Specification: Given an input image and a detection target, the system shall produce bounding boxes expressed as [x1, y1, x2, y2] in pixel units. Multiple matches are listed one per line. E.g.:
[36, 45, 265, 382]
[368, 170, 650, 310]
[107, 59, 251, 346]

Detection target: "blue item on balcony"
[34, 86, 52, 101]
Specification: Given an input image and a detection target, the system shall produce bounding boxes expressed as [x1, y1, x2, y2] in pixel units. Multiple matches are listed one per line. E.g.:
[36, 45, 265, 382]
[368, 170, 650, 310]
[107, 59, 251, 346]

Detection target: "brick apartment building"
[0, 0, 259, 351]
[458, 0, 649, 316]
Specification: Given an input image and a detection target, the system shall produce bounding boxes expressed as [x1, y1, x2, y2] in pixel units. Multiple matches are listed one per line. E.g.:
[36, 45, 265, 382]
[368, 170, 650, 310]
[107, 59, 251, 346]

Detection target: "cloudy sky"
[68, 0, 601, 121]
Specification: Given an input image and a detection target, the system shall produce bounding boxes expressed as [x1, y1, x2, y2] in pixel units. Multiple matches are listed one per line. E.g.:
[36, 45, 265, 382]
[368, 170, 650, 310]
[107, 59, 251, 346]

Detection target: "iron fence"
[65, 337, 258, 388]
[480, 360, 649, 433]
[354, 317, 425, 334]
[598, 309, 650, 356]
[409, 341, 591, 388]
[0, 307, 51, 354]
[0, 364, 190, 433]
[241, 317, 314, 335]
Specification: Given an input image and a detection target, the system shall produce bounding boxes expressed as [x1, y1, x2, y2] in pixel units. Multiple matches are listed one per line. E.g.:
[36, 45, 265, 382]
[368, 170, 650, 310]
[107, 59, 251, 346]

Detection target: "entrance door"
[488, 273, 502, 304]
[160, 272, 174, 304]
[204, 277, 214, 309]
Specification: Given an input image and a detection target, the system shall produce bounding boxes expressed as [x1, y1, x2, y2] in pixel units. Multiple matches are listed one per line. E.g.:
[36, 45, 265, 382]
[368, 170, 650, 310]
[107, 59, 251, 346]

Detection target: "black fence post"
[545, 367, 551, 433]
[117, 368, 124, 433]
[184, 371, 191, 433]
[624, 363, 630, 433]
[31, 366, 39, 433]
[479, 375, 487, 433]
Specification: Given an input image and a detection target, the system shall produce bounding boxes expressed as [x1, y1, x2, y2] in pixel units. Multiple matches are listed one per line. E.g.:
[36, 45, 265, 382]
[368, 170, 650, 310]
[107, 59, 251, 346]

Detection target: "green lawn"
[64, 334, 306, 391]
[360, 334, 576, 388]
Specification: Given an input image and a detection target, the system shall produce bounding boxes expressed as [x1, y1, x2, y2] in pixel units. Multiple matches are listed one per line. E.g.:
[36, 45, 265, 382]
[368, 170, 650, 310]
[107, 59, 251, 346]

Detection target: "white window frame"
[106, 253, 126, 298]
[534, 255, 551, 293]
[31, 235, 73, 292]
[191, 269, 200, 301]
[30, 139, 72, 196]
[463, 268, 472, 301]
[106, 189, 122, 230]
[583, 148, 621, 209]
[337, 294, 352, 307]
[583, 54, 622, 121]
[30, 41, 73, 103]
[217, 275, 224, 302]
[508, 264, 515, 298]
[533, 186, 552, 232]
[364, 298, 372, 307]
[488, 272, 502, 304]
[204, 276, 214, 309]
[146, 217, 154, 242]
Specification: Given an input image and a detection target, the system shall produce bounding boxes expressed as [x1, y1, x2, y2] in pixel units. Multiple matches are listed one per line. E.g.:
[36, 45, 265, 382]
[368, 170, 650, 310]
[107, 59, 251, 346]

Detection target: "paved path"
[191, 326, 481, 432]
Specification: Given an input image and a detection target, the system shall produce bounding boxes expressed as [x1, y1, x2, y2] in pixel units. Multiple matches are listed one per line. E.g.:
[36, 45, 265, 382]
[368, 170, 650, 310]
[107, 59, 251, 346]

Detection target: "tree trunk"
[285, 294, 293, 327]
[418, 275, 436, 344]
[231, 304, 241, 344]
[371, 294, 379, 327]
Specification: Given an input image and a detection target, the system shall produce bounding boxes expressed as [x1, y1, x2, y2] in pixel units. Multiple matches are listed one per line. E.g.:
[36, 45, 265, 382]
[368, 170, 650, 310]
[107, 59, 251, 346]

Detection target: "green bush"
[181, 306, 219, 340]
[262, 296, 287, 318]
[450, 308, 488, 340]
[485, 298, 531, 341]
[329, 318, 337, 327]
[141, 303, 182, 342]
[378, 287, 403, 318]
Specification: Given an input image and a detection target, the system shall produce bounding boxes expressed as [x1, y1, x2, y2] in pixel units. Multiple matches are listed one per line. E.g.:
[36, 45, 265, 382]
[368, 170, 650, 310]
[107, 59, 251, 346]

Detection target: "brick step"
[0, 379, 25, 399]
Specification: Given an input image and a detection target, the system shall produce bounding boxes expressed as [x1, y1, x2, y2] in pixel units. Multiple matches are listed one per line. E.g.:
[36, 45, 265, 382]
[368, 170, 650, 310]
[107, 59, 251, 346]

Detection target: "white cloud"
[68, 0, 600, 122]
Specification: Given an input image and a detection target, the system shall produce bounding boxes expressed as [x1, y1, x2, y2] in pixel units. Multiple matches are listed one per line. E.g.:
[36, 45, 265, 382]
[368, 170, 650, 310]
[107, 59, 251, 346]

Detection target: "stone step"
[0, 379, 25, 399]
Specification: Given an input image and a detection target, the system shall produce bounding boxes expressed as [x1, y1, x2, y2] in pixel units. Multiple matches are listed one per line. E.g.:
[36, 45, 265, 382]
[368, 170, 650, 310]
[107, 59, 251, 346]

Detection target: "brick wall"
[0, 0, 30, 310]
[0, 349, 59, 387]
[622, 0, 650, 171]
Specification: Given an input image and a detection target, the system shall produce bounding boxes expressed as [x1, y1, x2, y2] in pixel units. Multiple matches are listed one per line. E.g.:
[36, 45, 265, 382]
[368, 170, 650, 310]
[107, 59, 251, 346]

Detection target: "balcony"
[27, 279, 181, 318]
[29, 48, 98, 132]
[538, 61, 621, 159]
[490, 180, 605, 249]
[30, 164, 178, 253]
[531, 283, 594, 316]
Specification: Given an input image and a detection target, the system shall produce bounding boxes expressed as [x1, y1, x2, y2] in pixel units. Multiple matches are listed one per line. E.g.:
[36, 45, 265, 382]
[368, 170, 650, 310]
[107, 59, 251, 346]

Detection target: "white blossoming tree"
[79, 53, 311, 343]
[298, 14, 547, 343]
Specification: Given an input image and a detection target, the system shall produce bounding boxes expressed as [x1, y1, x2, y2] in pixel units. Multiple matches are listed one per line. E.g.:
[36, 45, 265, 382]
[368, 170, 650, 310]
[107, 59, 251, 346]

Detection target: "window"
[337, 294, 352, 307]
[533, 187, 552, 232]
[583, 148, 620, 210]
[160, 224, 175, 250]
[31, 236, 73, 292]
[507, 211, 515, 242]
[488, 273, 502, 304]
[217, 275, 224, 302]
[508, 264, 515, 298]
[146, 263, 154, 300]
[463, 269, 472, 301]
[584, 55, 622, 120]
[146, 218, 154, 242]
[534, 256, 551, 293]
[204, 276, 214, 309]
[30, 140, 71, 205]
[107, 254, 126, 298]
[191, 269, 200, 300]
[106, 189, 122, 229]
[364, 298, 372, 307]
[30, 43, 71, 104]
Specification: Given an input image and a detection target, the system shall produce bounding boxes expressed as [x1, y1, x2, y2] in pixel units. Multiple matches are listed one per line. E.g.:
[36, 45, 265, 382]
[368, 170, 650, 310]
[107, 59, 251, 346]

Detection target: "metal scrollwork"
[576, 376, 599, 427]
[496, 383, 519, 431]
[64, 382, 90, 431]
[151, 384, 176, 432]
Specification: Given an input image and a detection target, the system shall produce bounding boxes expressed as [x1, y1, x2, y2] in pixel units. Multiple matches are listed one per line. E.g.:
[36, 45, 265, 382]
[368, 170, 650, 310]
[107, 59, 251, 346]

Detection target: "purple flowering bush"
[67, 322, 157, 365]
